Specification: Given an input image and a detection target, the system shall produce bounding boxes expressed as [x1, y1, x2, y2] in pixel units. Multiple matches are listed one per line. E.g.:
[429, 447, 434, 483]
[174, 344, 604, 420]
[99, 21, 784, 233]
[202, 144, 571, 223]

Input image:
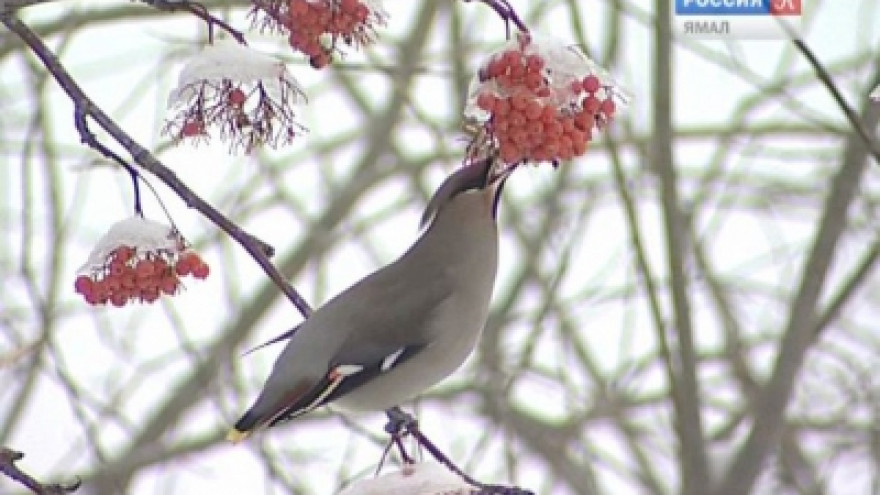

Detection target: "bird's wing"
[265, 262, 452, 426]
[267, 342, 428, 427]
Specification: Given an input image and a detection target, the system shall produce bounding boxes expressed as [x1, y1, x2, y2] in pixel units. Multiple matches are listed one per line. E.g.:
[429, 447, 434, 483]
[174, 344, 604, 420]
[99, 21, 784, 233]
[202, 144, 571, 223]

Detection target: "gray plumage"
[228, 160, 503, 441]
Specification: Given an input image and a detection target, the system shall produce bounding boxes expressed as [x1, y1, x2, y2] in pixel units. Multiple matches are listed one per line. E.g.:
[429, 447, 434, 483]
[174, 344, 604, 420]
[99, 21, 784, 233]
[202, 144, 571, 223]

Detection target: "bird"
[227, 158, 508, 442]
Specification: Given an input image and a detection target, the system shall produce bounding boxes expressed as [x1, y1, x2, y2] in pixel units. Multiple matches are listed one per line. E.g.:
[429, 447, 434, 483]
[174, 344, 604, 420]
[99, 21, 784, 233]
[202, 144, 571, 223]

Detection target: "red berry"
[175, 257, 192, 277]
[290, 0, 308, 15]
[545, 120, 563, 138]
[476, 92, 496, 112]
[524, 72, 543, 91]
[153, 258, 170, 275]
[485, 58, 505, 79]
[525, 54, 544, 72]
[600, 98, 616, 117]
[141, 287, 160, 304]
[499, 142, 522, 164]
[160, 276, 179, 296]
[340, 0, 359, 14]
[494, 98, 510, 116]
[508, 112, 526, 129]
[181, 120, 204, 138]
[354, 4, 370, 22]
[110, 292, 128, 308]
[120, 272, 137, 289]
[510, 93, 529, 111]
[74, 275, 93, 295]
[508, 62, 525, 80]
[574, 110, 592, 131]
[583, 75, 601, 93]
[540, 105, 558, 123]
[524, 100, 542, 120]
[501, 50, 520, 70]
[114, 246, 135, 263]
[228, 88, 247, 107]
[105, 275, 121, 292]
[109, 261, 125, 278]
[583, 96, 601, 114]
[192, 262, 210, 280]
[135, 259, 155, 279]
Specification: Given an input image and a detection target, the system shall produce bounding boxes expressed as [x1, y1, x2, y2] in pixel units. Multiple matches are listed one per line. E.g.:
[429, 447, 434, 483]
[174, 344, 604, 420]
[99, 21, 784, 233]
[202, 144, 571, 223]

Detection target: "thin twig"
[776, 18, 880, 165]
[139, 0, 247, 44]
[384, 407, 534, 495]
[1, 12, 311, 318]
[0, 447, 80, 495]
[462, 0, 529, 37]
[714, 62, 880, 495]
[73, 108, 143, 216]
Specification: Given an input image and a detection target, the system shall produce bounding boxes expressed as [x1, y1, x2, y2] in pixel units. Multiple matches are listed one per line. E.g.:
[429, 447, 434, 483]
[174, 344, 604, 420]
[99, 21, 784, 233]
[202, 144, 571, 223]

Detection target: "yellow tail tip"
[226, 429, 250, 444]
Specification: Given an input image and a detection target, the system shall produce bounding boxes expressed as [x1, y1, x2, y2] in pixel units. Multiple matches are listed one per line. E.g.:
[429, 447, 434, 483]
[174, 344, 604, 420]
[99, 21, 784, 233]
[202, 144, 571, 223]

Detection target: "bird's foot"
[382, 407, 534, 494]
[384, 406, 417, 436]
[381, 406, 417, 465]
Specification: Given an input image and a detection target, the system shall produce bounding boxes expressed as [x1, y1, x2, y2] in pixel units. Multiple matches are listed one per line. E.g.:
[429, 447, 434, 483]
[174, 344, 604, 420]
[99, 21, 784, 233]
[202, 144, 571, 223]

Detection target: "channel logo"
[675, 0, 800, 15]
[674, 0, 802, 39]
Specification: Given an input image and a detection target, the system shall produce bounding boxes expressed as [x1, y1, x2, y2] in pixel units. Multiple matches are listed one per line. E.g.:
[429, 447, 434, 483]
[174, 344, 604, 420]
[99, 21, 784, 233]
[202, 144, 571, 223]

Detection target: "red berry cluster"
[165, 78, 304, 152]
[472, 44, 617, 165]
[74, 246, 209, 307]
[253, 0, 383, 69]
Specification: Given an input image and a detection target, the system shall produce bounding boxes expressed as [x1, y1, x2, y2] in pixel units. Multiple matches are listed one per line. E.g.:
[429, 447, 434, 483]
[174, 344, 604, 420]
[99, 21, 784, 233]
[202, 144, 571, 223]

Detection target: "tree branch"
[0, 11, 313, 319]
[0, 447, 80, 495]
[652, 0, 709, 492]
[778, 19, 880, 166]
[714, 68, 880, 495]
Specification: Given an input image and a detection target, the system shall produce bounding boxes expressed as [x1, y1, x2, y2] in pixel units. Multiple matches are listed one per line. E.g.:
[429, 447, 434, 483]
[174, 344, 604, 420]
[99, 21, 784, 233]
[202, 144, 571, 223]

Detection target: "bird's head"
[419, 159, 511, 229]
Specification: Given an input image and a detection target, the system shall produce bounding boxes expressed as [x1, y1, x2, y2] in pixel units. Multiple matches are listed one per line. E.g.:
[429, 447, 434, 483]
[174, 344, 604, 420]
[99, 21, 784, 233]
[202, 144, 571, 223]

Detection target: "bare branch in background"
[652, 1, 709, 492]
[1, 1, 879, 495]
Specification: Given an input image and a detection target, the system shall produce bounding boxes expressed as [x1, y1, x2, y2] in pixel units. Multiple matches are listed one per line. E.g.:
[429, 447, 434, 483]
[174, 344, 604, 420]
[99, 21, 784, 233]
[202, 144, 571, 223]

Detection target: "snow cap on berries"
[78, 217, 180, 273]
[165, 39, 306, 152]
[464, 32, 628, 170]
[168, 39, 302, 105]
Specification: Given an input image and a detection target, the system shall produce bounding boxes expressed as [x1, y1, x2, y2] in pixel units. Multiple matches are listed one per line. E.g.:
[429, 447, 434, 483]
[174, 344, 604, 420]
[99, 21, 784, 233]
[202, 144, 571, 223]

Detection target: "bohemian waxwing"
[228, 159, 507, 442]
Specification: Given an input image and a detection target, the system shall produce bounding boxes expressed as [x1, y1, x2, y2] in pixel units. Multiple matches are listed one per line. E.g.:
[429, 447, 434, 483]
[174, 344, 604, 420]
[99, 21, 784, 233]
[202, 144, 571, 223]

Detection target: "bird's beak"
[226, 428, 250, 444]
[486, 160, 514, 188]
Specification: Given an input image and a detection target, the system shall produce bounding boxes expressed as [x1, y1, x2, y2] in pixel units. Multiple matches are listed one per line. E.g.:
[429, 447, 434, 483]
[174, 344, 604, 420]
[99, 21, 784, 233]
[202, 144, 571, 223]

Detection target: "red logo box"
[770, 0, 801, 16]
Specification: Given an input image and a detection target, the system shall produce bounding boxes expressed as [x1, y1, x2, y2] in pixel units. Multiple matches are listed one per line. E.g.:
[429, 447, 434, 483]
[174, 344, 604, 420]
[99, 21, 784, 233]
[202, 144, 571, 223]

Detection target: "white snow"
[77, 216, 179, 273]
[337, 462, 474, 495]
[167, 39, 302, 108]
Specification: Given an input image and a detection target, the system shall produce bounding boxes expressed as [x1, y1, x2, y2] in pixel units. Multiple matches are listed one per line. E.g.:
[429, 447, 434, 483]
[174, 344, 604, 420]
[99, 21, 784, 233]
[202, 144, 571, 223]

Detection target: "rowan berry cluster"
[166, 79, 305, 152]
[74, 246, 209, 307]
[75, 217, 212, 308]
[467, 35, 624, 167]
[250, 0, 386, 69]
